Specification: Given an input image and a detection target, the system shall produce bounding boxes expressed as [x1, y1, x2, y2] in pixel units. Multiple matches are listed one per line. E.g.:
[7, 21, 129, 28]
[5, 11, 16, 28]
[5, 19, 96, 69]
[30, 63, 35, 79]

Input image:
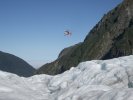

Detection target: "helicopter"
[64, 30, 72, 36]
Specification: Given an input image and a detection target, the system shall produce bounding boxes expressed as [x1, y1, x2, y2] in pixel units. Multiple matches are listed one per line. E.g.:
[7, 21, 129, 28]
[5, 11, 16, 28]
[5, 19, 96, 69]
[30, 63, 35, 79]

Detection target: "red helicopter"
[64, 30, 72, 36]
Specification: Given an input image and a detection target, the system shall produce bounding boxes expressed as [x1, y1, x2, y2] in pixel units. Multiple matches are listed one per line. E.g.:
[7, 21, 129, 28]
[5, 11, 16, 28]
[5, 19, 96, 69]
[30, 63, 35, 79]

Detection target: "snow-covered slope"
[0, 55, 133, 100]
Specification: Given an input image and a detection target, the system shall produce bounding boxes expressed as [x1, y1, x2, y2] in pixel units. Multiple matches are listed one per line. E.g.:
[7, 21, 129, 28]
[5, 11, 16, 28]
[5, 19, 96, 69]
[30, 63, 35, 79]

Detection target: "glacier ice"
[0, 55, 133, 100]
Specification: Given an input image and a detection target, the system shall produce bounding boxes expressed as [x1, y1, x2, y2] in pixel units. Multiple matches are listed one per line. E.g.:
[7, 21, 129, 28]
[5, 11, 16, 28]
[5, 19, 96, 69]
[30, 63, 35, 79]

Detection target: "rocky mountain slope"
[37, 0, 133, 75]
[0, 51, 35, 77]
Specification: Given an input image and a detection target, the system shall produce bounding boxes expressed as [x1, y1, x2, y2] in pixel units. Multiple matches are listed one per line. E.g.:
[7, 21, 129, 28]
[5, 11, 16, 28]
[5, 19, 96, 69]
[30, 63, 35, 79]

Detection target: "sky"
[0, 0, 122, 68]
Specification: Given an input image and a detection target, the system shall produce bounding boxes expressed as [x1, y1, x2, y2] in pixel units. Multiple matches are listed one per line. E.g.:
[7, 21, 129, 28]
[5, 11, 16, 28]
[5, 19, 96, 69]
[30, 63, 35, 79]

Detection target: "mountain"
[0, 51, 35, 77]
[37, 0, 133, 75]
[37, 43, 82, 75]
[0, 55, 133, 100]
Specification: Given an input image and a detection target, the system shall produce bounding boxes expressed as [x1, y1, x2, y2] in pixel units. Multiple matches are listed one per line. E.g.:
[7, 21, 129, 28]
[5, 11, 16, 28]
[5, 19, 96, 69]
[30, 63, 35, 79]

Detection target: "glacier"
[0, 55, 133, 100]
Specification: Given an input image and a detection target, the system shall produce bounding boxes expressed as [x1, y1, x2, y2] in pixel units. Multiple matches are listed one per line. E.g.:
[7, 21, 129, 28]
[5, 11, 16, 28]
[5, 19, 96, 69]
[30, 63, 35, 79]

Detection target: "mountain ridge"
[0, 51, 36, 77]
[37, 0, 133, 75]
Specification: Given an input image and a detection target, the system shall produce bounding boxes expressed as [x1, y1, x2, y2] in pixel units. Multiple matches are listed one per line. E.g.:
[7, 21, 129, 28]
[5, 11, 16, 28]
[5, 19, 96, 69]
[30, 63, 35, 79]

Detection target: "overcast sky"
[0, 0, 122, 68]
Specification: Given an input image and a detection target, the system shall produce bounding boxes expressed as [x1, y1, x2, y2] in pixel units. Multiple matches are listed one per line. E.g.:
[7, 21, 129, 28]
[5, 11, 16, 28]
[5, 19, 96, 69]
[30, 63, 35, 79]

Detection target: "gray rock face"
[37, 0, 133, 75]
[0, 51, 36, 77]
